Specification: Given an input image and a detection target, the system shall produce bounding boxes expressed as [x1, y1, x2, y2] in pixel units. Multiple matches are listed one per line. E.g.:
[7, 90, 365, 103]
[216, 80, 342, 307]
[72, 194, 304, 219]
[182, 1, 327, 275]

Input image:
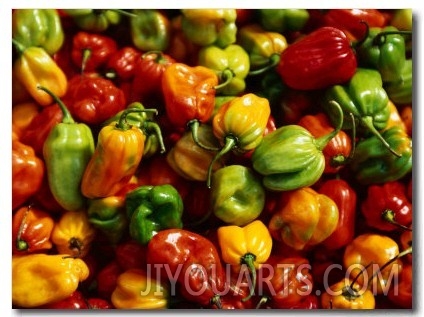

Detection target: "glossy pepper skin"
[361, 181, 412, 232]
[12, 254, 89, 308]
[125, 184, 184, 245]
[12, 9, 64, 55]
[218, 220, 272, 301]
[40, 86, 95, 211]
[146, 228, 226, 308]
[276, 26, 357, 90]
[63, 9, 121, 32]
[349, 126, 412, 185]
[269, 187, 339, 250]
[104, 46, 142, 82]
[180, 9, 237, 48]
[211, 165, 265, 226]
[258, 9, 310, 33]
[198, 44, 250, 96]
[111, 268, 169, 309]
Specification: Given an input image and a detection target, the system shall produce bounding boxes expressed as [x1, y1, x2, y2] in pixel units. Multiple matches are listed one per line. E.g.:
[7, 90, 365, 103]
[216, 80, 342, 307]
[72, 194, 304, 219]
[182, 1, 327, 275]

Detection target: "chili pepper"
[130, 9, 171, 52]
[12, 9, 64, 55]
[51, 210, 96, 258]
[210, 165, 265, 226]
[349, 126, 412, 185]
[388, 263, 412, 308]
[146, 228, 226, 308]
[198, 44, 250, 96]
[317, 178, 357, 250]
[125, 184, 184, 245]
[104, 46, 142, 81]
[361, 181, 412, 232]
[180, 9, 237, 48]
[12, 43, 67, 106]
[384, 58, 412, 105]
[298, 112, 353, 174]
[12, 139, 45, 210]
[39, 86, 95, 211]
[111, 268, 168, 309]
[218, 220, 272, 302]
[12, 204, 55, 254]
[63, 9, 122, 32]
[12, 253, 89, 307]
[268, 187, 339, 250]
[257, 9, 310, 33]
[276, 26, 357, 90]
[251, 100, 343, 191]
[87, 196, 128, 245]
[81, 108, 156, 199]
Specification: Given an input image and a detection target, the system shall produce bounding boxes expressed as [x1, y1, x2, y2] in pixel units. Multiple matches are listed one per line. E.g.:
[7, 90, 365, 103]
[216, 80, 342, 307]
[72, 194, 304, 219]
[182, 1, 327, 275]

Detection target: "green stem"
[382, 209, 412, 231]
[241, 253, 257, 302]
[330, 112, 357, 167]
[112, 9, 138, 18]
[37, 86, 75, 124]
[116, 108, 158, 130]
[81, 48, 92, 74]
[142, 50, 167, 64]
[373, 30, 413, 46]
[207, 136, 237, 188]
[16, 205, 32, 251]
[214, 69, 234, 91]
[188, 120, 220, 152]
[12, 38, 26, 54]
[315, 100, 344, 150]
[143, 121, 166, 153]
[248, 54, 281, 76]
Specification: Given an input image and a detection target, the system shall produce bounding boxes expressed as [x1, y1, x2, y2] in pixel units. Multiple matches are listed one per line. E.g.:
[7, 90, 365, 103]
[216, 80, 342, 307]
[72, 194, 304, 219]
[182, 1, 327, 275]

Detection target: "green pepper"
[323, 67, 401, 157]
[63, 9, 122, 32]
[12, 9, 64, 55]
[257, 9, 309, 33]
[349, 126, 412, 185]
[39, 86, 95, 211]
[384, 59, 412, 105]
[87, 196, 128, 245]
[211, 165, 265, 226]
[130, 9, 171, 52]
[180, 9, 237, 48]
[251, 101, 343, 191]
[198, 44, 250, 96]
[125, 184, 184, 245]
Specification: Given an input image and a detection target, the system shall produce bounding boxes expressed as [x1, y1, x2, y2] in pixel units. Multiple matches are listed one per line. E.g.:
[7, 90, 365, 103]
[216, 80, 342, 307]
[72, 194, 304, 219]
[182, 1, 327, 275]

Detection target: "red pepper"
[115, 239, 147, 271]
[317, 178, 357, 250]
[361, 181, 413, 232]
[62, 74, 126, 125]
[86, 298, 113, 309]
[104, 46, 142, 82]
[71, 31, 118, 73]
[388, 263, 412, 308]
[96, 260, 123, 300]
[276, 26, 357, 90]
[41, 291, 88, 309]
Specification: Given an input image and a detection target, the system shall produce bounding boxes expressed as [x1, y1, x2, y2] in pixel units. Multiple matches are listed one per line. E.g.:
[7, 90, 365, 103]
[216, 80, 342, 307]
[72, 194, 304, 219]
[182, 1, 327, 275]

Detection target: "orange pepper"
[400, 105, 412, 137]
[12, 102, 40, 138]
[383, 100, 407, 132]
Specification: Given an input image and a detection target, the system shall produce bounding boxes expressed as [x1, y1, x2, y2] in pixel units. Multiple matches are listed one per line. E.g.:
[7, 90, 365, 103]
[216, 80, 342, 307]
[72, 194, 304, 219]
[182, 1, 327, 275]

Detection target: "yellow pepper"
[12, 253, 89, 307]
[383, 99, 407, 132]
[217, 220, 273, 301]
[51, 210, 96, 258]
[111, 268, 168, 309]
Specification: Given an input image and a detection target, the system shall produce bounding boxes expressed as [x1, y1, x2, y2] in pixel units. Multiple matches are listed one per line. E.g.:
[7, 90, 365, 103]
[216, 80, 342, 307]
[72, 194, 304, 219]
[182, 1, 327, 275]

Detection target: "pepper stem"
[80, 48, 92, 74]
[143, 121, 166, 153]
[12, 38, 26, 54]
[248, 54, 281, 76]
[116, 108, 158, 130]
[210, 294, 222, 309]
[207, 136, 237, 188]
[15, 204, 33, 251]
[315, 100, 344, 150]
[382, 209, 413, 231]
[188, 120, 220, 152]
[372, 30, 413, 46]
[142, 50, 167, 64]
[330, 112, 357, 167]
[214, 69, 234, 91]
[241, 253, 257, 302]
[37, 86, 75, 124]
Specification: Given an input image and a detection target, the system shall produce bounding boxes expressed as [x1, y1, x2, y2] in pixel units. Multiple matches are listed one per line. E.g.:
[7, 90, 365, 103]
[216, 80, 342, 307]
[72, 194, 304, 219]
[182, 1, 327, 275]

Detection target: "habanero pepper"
[63, 9, 122, 32]
[104, 46, 142, 82]
[387, 263, 412, 308]
[12, 102, 40, 138]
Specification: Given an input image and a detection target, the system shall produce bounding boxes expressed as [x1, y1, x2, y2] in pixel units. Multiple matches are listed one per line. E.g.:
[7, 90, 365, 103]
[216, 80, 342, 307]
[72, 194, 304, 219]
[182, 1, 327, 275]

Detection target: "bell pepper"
[12, 253, 89, 307]
[198, 44, 250, 96]
[361, 181, 412, 232]
[276, 26, 357, 90]
[268, 187, 339, 250]
[384, 58, 412, 105]
[258, 9, 310, 33]
[237, 24, 288, 75]
[251, 101, 343, 191]
[324, 67, 401, 157]
[388, 263, 412, 308]
[12, 139, 45, 210]
[104, 46, 142, 81]
[51, 210, 96, 258]
[180, 9, 237, 48]
[146, 228, 226, 308]
[63, 9, 122, 32]
[12, 9, 64, 55]
[12, 205, 55, 254]
[349, 126, 412, 185]
[298, 112, 353, 174]
[81, 108, 156, 199]
[125, 184, 184, 245]
[39, 86, 95, 211]
[130, 9, 171, 52]
[12, 43, 67, 106]
[111, 268, 168, 309]
[217, 220, 273, 301]
[87, 195, 128, 245]
[211, 165, 265, 226]
[317, 178, 357, 250]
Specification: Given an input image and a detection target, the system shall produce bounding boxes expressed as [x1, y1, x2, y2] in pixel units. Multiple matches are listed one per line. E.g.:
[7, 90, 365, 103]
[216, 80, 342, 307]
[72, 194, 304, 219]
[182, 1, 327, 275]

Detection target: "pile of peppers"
[11, 8, 413, 310]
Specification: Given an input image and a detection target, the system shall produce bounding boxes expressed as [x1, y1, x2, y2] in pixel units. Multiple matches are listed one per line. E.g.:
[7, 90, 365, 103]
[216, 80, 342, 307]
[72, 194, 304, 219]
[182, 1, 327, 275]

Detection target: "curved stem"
[315, 100, 344, 150]
[351, 20, 370, 49]
[241, 253, 257, 302]
[116, 108, 158, 130]
[143, 121, 166, 153]
[81, 48, 92, 74]
[248, 54, 281, 76]
[382, 209, 413, 231]
[16, 204, 33, 251]
[255, 296, 269, 309]
[207, 136, 237, 188]
[12, 38, 26, 54]
[112, 9, 138, 18]
[373, 30, 413, 46]
[331, 112, 357, 167]
[188, 120, 220, 152]
[210, 294, 222, 309]
[214, 69, 234, 91]
[37, 86, 74, 124]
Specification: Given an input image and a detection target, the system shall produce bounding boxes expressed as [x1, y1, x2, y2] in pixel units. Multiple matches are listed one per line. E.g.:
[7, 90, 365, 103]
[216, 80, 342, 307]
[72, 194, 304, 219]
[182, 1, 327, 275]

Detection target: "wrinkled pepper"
[104, 46, 142, 81]
[198, 44, 250, 96]
[12, 253, 89, 307]
[384, 58, 412, 105]
[268, 187, 339, 250]
[349, 126, 412, 185]
[125, 184, 184, 245]
[217, 220, 273, 301]
[63, 9, 122, 32]
[211, 165, 265, 226]
[40, 86, 95, 211]
[180, 9, 237, 48]
[257, 9, 310, 33]
[111, 268, 169, 309]
[12, 9, 64, 55]
[12, 102, 40, 138]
